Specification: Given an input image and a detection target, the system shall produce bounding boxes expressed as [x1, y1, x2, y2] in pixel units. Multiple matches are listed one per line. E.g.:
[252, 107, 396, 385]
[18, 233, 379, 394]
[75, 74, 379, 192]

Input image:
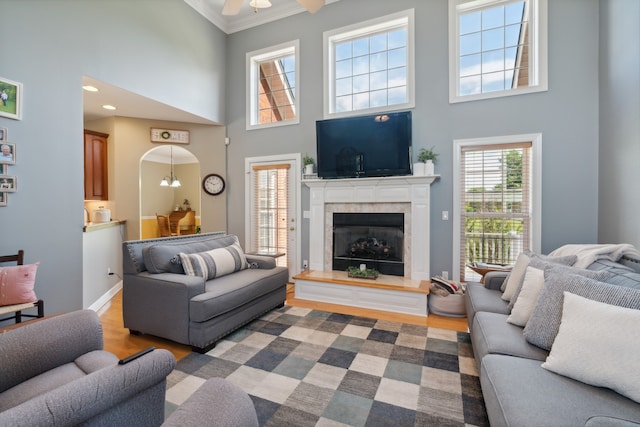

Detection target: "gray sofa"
[0, 310, 175, 426]
[122, 232, 288, 353]
[465, 253, 640, 426]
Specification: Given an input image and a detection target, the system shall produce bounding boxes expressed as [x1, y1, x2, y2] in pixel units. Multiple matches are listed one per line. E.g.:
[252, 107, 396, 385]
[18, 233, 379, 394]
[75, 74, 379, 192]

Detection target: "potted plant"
[416, 147, 438, 175]
[303, 154, 315, 175]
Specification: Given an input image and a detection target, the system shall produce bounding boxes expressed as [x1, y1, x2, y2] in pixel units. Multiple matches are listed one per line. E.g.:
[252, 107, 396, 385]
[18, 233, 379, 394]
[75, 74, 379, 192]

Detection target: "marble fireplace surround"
[304, 175, 438, 281]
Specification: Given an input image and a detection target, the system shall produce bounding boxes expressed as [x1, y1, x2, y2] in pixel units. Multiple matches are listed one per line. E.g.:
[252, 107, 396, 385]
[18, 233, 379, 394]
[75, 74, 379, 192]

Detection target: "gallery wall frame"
[0, 127, 7, 140]
[0, 175, 17, 192]
[0, 76, 23, 120]
[0, 142, 16, 165]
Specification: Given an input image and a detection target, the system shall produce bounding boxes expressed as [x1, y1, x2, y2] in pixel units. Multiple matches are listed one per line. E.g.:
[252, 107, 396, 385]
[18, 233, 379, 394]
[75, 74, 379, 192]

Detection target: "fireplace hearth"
[333, 212, 404, 276]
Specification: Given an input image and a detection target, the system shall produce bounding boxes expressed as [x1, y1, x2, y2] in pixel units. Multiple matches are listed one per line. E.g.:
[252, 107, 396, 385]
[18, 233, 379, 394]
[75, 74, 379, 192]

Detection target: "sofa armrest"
[0, 349, 176, 426]
[483, 271, 510, 290]
[123, 272, 206, 344]
[0, 310, 103, 393]
[245, 254, 277, 269]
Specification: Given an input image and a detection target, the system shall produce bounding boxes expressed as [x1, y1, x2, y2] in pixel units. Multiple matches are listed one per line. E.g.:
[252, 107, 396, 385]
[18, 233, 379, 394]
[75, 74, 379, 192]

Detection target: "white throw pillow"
[542, 292, 640, 404]
[501, 253, 530, 301]
[506, 266, 545, 326]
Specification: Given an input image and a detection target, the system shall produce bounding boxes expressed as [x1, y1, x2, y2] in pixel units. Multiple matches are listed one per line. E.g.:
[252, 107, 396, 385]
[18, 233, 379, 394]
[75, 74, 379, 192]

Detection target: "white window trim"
[323, 9, 415, 119]
[448, 0, 548, 104]
[452, 133, 542, 281]
[246, 40, 300, 130]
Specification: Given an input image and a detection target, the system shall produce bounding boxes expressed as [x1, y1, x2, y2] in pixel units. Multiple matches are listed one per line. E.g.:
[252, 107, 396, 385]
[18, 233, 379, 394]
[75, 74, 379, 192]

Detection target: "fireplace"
[332, 213, 404, 276]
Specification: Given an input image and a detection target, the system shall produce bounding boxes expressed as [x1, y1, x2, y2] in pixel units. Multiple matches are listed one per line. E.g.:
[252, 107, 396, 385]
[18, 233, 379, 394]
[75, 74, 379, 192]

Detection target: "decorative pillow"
[507, 258, 613, 311]
[506, 266, 545, 326]
[0, 263, 40, 306]
[542, 292, 640, 404]
[179, 242, 248, 280]
[524, 272, 640, 350]
[501, 252, 577, 302]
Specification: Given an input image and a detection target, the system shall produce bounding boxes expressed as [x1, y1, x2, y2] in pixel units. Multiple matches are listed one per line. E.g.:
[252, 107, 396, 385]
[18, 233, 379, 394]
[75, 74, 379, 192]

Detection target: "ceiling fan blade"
[222, 0, 245, 16]
[297, 0, 325, 14]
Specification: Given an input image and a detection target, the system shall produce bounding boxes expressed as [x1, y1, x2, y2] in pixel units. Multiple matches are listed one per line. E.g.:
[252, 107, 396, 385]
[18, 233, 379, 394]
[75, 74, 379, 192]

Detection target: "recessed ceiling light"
[82, 85, 99, 92]
[102, 105, 116, 110]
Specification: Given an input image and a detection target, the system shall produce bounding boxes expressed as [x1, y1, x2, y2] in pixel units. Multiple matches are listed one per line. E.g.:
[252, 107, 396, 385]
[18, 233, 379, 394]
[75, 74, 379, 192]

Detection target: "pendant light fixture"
[160, 146, 181, 188]
[249, 0, 272, 13]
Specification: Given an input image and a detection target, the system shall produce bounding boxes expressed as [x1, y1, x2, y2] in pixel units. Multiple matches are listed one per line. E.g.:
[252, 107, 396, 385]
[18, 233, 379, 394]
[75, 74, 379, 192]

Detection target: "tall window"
[247, 40, 299, 130]
[252, 164, 289, 267]
[453, 134, 541, 281]
[449, 0, 547, 103]
[324, 9, 415, 118]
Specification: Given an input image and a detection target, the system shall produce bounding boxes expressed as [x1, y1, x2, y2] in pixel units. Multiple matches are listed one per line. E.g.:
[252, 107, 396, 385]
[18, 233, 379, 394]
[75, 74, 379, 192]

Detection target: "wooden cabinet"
[84, 130, 108, 200]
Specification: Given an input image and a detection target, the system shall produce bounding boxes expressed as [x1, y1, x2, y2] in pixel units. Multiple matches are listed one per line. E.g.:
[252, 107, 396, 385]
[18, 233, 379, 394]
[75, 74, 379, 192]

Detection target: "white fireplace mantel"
[304, 175, 438, 280]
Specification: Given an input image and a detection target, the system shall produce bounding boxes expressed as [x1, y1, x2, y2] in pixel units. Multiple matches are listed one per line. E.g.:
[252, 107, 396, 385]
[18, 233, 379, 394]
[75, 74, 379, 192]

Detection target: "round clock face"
[202, 173, 225, 196]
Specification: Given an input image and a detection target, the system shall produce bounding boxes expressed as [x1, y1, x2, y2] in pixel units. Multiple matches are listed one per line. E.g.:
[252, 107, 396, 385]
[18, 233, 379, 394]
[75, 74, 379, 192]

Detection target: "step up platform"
[292, 270, 430, 317]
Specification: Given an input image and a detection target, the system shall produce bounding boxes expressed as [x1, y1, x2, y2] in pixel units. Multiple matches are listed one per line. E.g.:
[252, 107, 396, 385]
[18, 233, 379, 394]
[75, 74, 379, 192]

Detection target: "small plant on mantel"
[417, 147, 439, 164]
[303, 154, 315, 167]
[346, 266, 379, 280]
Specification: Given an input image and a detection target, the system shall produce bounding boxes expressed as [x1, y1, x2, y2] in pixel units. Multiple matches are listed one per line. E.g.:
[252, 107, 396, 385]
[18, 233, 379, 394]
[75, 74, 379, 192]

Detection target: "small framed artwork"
[0, 127, 7, 141]
[0, 175, 17, 192]
[150, 128, 190, 144]
[0, 192, 6, 207]
[0, 142, 16, 165]
[0, 164, 5, 174]
[0, 76, 22, 120]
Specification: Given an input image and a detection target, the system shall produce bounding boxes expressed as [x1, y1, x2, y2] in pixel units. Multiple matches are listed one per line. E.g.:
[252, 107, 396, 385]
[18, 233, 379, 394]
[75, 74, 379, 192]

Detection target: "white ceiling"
[184, 0, 340, 34]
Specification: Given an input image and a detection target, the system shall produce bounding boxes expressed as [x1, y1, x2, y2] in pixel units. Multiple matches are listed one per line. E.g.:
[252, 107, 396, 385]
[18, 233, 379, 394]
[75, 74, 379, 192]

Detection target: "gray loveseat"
[465, 250, 640, 426]
[0, 310, 175, 426]
[123, 232, 288, 353]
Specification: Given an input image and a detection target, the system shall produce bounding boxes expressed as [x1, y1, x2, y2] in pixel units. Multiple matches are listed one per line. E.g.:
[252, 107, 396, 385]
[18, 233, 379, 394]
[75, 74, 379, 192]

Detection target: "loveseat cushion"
[471, 312, 548, 368]
[189, 267, 289, 323]
[143, 235, 242, 274]
[480, 354, 640, 427]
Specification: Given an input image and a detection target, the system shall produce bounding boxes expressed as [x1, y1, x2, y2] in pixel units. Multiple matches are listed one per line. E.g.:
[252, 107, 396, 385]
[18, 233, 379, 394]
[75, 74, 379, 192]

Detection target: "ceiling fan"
[222, 0, 325, 15]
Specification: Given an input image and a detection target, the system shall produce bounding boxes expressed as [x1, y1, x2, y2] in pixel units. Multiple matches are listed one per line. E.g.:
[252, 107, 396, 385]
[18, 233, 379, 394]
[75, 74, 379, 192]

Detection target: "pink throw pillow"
[0, 262, 39, 306]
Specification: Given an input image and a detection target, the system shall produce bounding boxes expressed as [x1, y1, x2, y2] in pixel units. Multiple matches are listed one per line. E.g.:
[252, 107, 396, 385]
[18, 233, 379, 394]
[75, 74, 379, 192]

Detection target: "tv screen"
[316, 111, 412, 179]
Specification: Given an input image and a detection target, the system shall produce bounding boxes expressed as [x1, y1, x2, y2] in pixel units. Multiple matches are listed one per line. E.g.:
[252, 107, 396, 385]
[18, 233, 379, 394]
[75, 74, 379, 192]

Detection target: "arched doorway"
[139, 145, 200, 239]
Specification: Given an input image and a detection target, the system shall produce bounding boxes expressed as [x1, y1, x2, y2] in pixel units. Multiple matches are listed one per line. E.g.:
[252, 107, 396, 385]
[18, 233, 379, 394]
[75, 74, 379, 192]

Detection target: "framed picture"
[0, 164, 5, 174]
[0, 127, 7, 141]
[0, 76, 22, 120]
[0, 192, 6, 207]
[0, 142, 16, 165]
[0, 175, 17, 192]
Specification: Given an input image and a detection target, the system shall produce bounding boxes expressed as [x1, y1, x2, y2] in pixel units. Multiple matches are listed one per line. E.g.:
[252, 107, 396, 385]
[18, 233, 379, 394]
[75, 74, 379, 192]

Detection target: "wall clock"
[202, 173, 225, 196]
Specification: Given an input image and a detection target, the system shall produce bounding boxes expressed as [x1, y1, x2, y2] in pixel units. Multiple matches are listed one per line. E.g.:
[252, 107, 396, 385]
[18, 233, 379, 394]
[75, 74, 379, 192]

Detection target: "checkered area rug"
[165, 306, 488, 426]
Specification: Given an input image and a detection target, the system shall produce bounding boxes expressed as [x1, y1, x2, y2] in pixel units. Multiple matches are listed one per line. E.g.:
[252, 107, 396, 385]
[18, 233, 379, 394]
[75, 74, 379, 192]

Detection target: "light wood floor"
[98, 284, 468, 362]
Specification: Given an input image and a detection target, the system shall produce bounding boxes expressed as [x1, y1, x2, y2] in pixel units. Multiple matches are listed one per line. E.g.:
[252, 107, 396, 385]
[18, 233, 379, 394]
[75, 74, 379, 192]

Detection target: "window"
[251, 164, 290, 267]
[247, 40, 299, 130]
[453, 134, 541, 281]
[449, 0, 547, 103]
[324, 9, 415, 118]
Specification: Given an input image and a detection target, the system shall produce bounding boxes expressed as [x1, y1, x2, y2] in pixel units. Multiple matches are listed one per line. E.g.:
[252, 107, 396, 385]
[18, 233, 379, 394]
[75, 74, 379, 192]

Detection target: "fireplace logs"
[349, 237, 393, 259]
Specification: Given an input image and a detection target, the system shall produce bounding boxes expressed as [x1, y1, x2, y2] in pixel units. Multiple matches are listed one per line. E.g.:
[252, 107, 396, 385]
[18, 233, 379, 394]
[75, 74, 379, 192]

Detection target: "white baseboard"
[88, 281, 122, 312]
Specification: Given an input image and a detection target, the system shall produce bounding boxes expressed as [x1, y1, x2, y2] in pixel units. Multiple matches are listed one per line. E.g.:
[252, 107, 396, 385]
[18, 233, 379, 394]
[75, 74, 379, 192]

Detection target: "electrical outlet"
[442, 211, 449, 221]
[302, 260, 309, 270]
[442, 271, 449, 280]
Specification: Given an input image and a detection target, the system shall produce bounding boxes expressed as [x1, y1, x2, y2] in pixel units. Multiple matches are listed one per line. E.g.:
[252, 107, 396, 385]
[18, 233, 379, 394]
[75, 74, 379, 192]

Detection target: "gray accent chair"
[122, 233, 289, 353]
[0, 310, 175, 426]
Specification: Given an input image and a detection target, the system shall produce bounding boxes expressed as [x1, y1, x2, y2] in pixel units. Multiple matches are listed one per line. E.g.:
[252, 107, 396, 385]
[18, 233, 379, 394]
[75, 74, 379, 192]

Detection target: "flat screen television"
[316, 111, 412, 179]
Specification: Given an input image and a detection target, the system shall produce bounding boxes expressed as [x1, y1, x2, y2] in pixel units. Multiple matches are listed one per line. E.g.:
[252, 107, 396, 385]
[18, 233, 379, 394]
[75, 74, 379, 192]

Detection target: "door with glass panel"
[245, 155, 300, 276]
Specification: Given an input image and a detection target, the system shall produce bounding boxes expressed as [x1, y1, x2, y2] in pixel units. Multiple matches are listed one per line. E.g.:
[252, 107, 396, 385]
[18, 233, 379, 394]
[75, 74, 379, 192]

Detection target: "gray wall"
[0, 0, 226, 317]
[225, 0, 603, 275]
[598, 0, 640, 248]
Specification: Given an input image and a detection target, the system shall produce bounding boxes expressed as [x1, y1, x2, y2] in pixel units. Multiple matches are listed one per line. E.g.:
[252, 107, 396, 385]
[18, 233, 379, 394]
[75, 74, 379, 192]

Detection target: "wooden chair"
[156, 214, 176, 237]
[0, 250, 45, 324]
[177, 210, 196, 235]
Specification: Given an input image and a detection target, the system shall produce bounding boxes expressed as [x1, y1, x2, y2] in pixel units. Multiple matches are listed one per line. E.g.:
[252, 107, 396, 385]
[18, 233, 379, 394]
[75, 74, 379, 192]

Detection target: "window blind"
[459, 141, 532, 280]
[252, 163, 290, 267]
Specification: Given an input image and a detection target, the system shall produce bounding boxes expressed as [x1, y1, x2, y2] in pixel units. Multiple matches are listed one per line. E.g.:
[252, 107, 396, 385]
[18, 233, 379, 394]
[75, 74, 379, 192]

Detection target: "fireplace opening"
[333, 212, 404, 276]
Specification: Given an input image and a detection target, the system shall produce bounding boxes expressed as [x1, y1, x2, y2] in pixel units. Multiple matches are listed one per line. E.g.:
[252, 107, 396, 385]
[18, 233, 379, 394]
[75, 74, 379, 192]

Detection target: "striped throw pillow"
[179, 242, 248, 280]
